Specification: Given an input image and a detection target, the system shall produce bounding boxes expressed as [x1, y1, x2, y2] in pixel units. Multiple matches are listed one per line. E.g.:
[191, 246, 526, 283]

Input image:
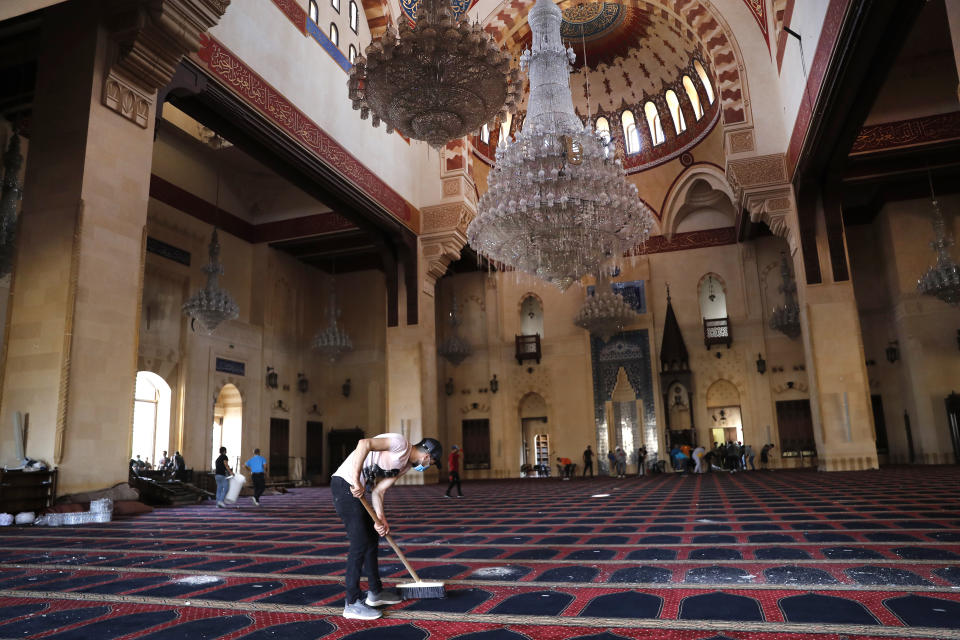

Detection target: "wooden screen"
[462, 419, 491, 469]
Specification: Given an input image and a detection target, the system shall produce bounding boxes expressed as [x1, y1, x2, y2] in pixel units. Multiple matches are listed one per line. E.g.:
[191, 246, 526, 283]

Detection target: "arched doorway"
[131, 371, 171, 468]
[213, 384, 242, 470]
[705, 379, 742, 446]
[519, 392, 548, 476]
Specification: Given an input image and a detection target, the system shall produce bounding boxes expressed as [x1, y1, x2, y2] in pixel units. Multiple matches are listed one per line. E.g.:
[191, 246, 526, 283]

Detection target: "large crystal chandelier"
[183, 229, 240, 334]
[0, 132, 23, 278]
[917, 173, 960, 305]
[347, 0, 521, 148]
[312, 287, 354, 362]
[770, 252, 801, 339]
[467, 0, 655, 290]
[574, 274, 638, 341]
[438, 294, 471, 366]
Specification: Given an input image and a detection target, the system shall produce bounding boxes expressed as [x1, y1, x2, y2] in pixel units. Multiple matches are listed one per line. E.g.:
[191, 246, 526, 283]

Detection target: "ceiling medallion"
[467, 0, 655, 290]
[347, 0, 521, 148]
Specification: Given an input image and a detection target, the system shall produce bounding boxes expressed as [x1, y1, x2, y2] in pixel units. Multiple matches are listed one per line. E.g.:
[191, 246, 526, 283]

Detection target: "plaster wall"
[209, 0, 440, 209]
[775, 0, 830, 146]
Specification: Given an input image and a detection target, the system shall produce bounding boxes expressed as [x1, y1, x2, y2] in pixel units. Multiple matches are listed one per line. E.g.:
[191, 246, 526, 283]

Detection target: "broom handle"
[358, 495, 423, 583]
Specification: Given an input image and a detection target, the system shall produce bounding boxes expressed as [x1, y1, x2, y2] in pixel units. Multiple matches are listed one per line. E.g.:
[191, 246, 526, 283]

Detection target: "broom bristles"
[397, 581, 446, 599]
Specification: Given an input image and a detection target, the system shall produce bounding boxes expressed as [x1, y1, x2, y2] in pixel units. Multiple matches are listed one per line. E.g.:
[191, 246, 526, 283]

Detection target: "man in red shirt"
[445, 444, 463, 498]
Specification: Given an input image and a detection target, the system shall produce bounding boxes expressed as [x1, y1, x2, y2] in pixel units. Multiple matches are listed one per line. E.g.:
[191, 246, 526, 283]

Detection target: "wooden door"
[327, 428, 364, 483]
[306, 421, 323, 477]
[775, 400, 815, 456]
[269, 418, 290, 478]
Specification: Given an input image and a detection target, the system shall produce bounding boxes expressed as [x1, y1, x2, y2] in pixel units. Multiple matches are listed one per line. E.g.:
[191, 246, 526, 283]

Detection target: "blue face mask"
[413, 461, 430, 472]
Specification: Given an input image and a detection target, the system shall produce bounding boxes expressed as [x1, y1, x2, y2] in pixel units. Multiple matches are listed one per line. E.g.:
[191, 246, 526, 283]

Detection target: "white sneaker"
[251, 497, 259, 506]
[343, 599, 382, 620]
[217, 502, 225, 508]
[366, 588, 402, 606]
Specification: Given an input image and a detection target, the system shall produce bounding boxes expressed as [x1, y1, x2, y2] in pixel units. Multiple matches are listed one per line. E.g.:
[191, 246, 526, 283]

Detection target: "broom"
[358, 495, 446, 599]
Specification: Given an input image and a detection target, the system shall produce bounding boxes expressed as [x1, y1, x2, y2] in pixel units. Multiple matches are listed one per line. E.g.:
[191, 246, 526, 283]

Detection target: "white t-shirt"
[332, 433, 412, 488]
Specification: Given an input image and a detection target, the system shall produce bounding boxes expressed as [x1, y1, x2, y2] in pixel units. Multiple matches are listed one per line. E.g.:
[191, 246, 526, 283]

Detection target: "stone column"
[0, 0, 227, 493]
[730, 154, 876, 471]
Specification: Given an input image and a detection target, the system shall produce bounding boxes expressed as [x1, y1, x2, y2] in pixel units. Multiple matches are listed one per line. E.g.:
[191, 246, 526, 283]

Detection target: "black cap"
[414, 437, 443, 463]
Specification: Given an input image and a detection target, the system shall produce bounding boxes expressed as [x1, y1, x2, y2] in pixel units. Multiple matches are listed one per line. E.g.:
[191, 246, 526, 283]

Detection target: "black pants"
[252, 472, 265, 500]
[446, 471, 462, 496]
[583, 462, 593, 477]
[331, 476, 382, 604]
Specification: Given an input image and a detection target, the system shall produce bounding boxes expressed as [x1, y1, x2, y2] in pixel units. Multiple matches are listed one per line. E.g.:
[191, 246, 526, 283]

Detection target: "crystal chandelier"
[312, 286, 354, 362]
[917, 173, 960, 305]
[467, 0, 655, 290]
[347, 0, 521, 148]
[770, 251, 801, 339]
[183, 229, 240, 334]
[438, 294, 471, 366]
[0, 132, 23, 278]
[574, 275, 638, 341]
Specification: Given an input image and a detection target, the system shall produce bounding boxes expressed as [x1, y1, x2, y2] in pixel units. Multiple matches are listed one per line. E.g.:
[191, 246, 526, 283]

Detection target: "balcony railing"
[515, 334, 542, 365]
[703, 317, 732, 349]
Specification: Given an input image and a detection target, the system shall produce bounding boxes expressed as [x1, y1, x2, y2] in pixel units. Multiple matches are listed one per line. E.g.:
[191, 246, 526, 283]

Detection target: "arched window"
[348, 44, 357, 65]
[698, 273, 727, 320]
[480, 123, 490, 144]
[309, 0, 319, 23]
[683, 75, 703, 120]
[644, 102, 665, 146]
[331, 0, 340, 13]
[520, 294, 544, 337]
[665, 90, 686, 134]
[330, 23, 339, 46]
[131, 372, 171, 469]
[499, 112, 513, 144]
[694, 60, 715, 104]
[349, 0, 359, 33]
[621, 110, 641, 154]
[595, 116, 610, 143]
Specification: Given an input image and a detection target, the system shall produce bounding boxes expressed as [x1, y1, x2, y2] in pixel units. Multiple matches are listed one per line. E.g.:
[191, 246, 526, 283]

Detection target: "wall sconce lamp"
[489, 374, 499, 393]
[342, 378, 352, 398]
[273, 399, 289, 412]
[886, 340, 899, 364]
[755, 354, 766, 375]
[266, 366, 278, 389]
[445, 378, 454, 396]
[307, 403, 322, 415]
[297, 373, 309, 393]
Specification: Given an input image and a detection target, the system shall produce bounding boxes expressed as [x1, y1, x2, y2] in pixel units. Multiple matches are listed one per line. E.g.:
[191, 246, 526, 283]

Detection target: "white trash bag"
[224, 473, 246, 504]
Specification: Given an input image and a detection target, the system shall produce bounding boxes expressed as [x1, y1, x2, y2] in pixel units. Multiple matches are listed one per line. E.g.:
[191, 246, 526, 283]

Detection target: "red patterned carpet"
[1, 467, 959, 639]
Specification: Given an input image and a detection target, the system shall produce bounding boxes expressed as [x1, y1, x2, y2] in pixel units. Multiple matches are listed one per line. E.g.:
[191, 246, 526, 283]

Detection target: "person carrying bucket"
[331, 433, 442, 620]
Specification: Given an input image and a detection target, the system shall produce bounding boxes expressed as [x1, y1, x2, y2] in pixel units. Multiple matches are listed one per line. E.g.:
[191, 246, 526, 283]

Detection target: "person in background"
[158, 451, 169, 470]
[445, 444, 463, 498]
[244, 448, 268, 506]
[693, 445, 706, 474]
[744, 443, 756, 471]
[173, 451, 186, 480]
[582, 445, 594, 477]
[637, 445, 647, 477]
[557, 456, 574, 479]
[331, 433, 442, 620]
[607, 449, 616, 476]
[614, 447, 627, 478]
[214, 446, 233, 508]
[760, 443, 774, 470]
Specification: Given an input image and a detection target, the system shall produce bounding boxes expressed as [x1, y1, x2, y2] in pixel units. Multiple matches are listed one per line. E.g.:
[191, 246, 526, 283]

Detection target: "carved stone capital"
[420, 229, 467, 295]
[744, 185, 797, 254]
[726, 153, 787, 205]
[421, 201, 475, 235]
[103, 0, 230, 127]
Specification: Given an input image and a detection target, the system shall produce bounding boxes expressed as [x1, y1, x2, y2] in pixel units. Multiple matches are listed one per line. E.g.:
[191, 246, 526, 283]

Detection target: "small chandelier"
[0, 132, 23, 278]
[770, 251, 801, 339]
[438, 294, 471, 366]
[347, 0, 521, 148]
[917, 172, 960, 305]
[312, 286, 354, 362]
[574, 274, 637, 341]
[467, 0, 655, 290]
[182, 228, 240, 334]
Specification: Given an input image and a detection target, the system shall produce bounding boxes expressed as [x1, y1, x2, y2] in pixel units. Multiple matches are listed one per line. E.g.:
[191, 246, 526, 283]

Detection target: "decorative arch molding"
[696, 271, 728, 297]
[705, 377, 741, 408]
[212, 378, 247, 407]
[517, 291, 544, 314]
[660, 164, 736, 239]
[358, 0, 396, 39]
[513, 368, 552, 410]
[745, 186, 798, 255]
[479, 0, 751, 127]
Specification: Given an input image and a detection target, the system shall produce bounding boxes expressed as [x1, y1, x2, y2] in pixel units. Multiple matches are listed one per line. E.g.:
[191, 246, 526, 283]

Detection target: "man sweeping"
[331, 433, 442, 620]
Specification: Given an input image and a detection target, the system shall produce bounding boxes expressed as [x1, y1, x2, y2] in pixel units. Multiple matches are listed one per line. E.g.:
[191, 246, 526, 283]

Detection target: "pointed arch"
[659, 164, 736, 240]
